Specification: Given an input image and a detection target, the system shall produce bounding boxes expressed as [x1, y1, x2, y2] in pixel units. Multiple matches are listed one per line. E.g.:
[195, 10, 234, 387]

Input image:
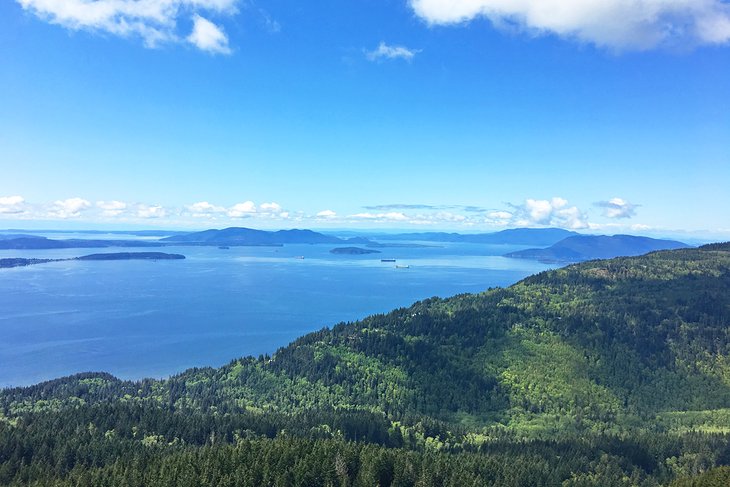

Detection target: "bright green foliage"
[671, 466, 730, 486]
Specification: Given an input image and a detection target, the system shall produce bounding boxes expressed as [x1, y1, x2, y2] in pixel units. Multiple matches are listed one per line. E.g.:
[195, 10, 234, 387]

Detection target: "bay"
[0, 239, 556, 387]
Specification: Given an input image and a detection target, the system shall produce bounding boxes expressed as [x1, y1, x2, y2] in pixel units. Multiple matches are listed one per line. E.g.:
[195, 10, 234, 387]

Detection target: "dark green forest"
[2, 243, 730, 485]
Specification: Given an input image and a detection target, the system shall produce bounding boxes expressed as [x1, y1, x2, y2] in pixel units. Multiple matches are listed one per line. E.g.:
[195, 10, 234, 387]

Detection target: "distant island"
[75, 252, 185, 261]
[0, 236, 164, 250]
[162, 227, 358, 246]
[504, 234, 688, 263]
[330, 247, 381, 255]
[0, 252, 185, 269]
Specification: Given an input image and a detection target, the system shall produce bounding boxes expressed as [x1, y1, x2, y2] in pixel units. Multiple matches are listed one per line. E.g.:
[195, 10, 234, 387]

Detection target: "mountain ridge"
[505, 234, 689, 262]
[372, 227, 578, 246]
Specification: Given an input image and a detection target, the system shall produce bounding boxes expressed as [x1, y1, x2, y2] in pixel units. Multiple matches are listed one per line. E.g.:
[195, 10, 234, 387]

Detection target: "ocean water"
[0, 240, 556, 387]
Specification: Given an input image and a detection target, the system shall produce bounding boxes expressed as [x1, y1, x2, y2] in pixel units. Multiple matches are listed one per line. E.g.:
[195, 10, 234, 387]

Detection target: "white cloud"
[137, 204, 167, 218]
[227, 200, 256, 217]
[97, 200, 127, 217]
[510, 197, 588, 229]
[186, 201, 226, 217]
[365, 42, 420, 61]
[316, 209, 337, 219]
[18, 0, 237, 51]
[409, 0, 730, 50]
[187, 14, 231, 54]
[0, 195, 27, 214]
[49, 197, 91, 218]
[595, 197, 639, 219]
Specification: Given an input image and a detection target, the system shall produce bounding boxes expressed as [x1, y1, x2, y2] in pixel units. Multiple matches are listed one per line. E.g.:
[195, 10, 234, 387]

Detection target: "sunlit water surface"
[0, 238, 556, 387]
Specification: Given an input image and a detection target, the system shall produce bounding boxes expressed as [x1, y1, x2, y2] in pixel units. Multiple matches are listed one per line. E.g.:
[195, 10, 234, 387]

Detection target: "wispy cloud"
[364, 203, 488, 212]
[17, 0, 238, 52]
[409, 0, 730, 50]
[364, 204, 441, 211]
[487, 210, 512, 220]
[595, 197, 639, 219]
[365, 42, 420, 61]
[258, 8, 281, 33]
[0, 195, 27, 215]
[350, 211, 409, 221]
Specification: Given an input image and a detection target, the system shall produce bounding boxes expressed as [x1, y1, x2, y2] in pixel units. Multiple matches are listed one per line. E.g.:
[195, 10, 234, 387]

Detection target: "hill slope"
[505, 234, 689, 262]
[4, 246, 729, 431]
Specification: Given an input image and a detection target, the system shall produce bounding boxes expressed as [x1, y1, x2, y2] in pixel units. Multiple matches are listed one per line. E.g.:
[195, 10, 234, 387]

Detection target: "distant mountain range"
[374, 227, 578, 246]
[0, 229, 692, 261]
[505, 234, 689, 262]
[161, 227, 352, 245]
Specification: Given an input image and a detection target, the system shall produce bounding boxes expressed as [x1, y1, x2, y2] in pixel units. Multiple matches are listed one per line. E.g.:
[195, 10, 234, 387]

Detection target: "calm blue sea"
[0, 238, 556, 387]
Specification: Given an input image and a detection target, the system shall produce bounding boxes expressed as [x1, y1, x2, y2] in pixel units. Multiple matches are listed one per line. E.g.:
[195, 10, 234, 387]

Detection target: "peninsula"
[0, 252, 185, 269]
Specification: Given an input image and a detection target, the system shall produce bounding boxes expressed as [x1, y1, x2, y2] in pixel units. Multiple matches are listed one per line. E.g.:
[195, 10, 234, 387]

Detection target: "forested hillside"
[1, 244, 730, 485]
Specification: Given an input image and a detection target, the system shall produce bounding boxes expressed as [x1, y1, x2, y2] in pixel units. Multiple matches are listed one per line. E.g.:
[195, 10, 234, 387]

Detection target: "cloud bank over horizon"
[0, 194, 664, 233]
[409, 0, 730, 50]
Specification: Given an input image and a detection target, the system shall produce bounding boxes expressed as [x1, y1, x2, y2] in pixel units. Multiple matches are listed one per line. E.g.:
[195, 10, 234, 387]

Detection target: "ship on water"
[381, 259, 396, 262]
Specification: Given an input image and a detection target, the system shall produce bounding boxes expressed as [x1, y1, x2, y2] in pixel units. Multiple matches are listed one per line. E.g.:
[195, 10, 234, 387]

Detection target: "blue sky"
[1, 0, 729, 237]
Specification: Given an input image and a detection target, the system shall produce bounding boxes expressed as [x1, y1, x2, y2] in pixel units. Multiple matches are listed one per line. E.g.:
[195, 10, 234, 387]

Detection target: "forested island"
[1, 244, 730, 485]
[75, 252, 185, 261]
[0, 252, 185, 269]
